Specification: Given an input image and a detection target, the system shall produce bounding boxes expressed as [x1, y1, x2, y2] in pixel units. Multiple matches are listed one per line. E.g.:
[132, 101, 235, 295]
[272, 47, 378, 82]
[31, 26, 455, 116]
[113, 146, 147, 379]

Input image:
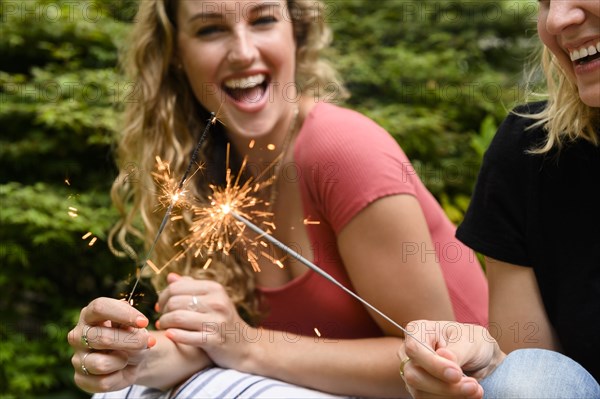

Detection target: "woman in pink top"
[67, 0, 487, 397]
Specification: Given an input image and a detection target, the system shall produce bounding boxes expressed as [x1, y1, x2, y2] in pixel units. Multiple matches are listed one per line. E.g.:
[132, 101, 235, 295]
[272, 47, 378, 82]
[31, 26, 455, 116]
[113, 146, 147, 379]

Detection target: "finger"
[163, 293, 212, 314]
[157, 279, 219, 312]
[72, 350, 128, 376]
[404, 325, 463, 384]
[70, 324, 151, 351]
[73, 366, 134, 394]
[167, 272, 182, 283]
[404, 362, 481, 398]
[82, 297, 148, 328]
[165, 327, 210, 346]
[158, 309, 208, 331]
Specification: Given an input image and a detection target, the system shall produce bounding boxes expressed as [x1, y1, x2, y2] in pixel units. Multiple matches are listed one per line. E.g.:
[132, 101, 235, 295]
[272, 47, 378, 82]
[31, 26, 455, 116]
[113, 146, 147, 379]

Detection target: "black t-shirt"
[456, 102, 600, 381]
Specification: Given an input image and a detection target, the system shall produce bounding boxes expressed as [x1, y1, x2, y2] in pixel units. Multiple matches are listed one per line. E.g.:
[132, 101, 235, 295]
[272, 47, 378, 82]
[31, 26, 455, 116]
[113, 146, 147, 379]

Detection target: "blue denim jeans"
[480, 349, 600, 398]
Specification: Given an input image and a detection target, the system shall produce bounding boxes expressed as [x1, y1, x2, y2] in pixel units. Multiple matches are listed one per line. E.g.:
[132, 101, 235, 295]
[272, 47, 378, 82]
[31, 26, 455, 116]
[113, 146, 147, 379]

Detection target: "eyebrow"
[187, 2, 282, 24]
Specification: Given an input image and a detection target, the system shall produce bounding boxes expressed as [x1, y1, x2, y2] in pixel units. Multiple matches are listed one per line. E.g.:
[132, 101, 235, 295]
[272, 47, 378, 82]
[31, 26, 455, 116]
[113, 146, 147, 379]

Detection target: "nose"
[544, 1, 585, 35]
[226, 29, 257, 67]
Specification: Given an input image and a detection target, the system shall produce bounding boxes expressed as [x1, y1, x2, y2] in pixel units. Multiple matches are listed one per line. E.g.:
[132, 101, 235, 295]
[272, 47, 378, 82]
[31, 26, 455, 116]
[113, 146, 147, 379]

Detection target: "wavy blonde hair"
[108, 0, 347, 323]
[525, 46, 599, 153]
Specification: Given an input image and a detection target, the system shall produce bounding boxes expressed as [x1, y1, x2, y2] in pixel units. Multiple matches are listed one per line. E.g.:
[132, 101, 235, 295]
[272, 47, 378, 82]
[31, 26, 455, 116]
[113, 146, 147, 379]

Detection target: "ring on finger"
[188, 295, 199, 311]
[81, 325, 93, 349]
[399, 356, 411, 378]
[81, 351, 93, 376]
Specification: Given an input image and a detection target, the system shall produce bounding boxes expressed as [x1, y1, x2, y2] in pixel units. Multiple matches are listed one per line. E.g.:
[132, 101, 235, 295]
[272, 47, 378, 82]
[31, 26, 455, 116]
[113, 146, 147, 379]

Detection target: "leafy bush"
[0, 0, 536, 396]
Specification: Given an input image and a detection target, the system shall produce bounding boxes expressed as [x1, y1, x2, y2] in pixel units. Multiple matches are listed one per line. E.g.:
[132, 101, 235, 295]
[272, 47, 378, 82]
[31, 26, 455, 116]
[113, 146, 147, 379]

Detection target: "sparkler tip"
[221, 204, 232, 214]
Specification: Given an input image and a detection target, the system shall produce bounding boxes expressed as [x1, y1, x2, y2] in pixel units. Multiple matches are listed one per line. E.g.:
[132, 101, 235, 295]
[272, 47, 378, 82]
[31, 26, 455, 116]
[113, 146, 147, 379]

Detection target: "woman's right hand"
[67, 297, 156, 393]
[398, 320, 505, 399]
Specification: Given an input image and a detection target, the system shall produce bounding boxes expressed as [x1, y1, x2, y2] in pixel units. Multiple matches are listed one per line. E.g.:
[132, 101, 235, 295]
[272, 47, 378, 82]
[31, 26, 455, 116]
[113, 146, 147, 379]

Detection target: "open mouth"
[570, 42, 600, 66]
[222, 73, 270, 103]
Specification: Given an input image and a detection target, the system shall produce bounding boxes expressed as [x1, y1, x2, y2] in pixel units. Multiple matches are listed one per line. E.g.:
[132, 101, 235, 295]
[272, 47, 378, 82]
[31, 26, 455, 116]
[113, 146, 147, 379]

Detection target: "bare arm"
[159, 195, 457, 397]
[338, 194, 455, 332]
[258, 195, 455, 396]
[486, 257, 560, 352]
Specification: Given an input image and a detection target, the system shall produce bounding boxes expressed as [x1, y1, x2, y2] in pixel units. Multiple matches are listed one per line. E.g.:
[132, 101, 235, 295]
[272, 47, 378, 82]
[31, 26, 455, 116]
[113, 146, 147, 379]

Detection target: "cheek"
[270, 41, 296, 75]
[537, 27, 575, 81]
[183, 58, 220, 104]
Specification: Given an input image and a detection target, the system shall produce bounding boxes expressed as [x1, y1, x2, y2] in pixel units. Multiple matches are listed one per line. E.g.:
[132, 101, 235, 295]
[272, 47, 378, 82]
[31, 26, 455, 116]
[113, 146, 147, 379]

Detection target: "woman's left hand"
[156, 273, 258, 371]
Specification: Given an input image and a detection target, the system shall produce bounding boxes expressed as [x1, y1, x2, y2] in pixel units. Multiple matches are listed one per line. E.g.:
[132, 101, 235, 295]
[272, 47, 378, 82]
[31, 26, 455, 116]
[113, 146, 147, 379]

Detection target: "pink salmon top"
[257, 103, 488, 339]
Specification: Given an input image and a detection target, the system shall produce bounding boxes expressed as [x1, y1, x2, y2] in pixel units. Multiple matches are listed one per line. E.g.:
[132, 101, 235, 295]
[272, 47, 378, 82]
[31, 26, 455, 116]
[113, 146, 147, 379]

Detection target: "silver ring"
[81, 325, 93, 349]
[81, 351, 92, 376]
[188, 295, 199, 311]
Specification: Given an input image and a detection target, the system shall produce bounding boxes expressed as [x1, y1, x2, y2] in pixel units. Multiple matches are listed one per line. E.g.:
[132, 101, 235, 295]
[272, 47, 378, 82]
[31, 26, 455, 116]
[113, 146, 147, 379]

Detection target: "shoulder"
[295, 102, 403, 163]
[455, 103, 549, 266]
[488, 101, 547, 158]
[474, 101, 548, 180]
[304, 102, 382, 129]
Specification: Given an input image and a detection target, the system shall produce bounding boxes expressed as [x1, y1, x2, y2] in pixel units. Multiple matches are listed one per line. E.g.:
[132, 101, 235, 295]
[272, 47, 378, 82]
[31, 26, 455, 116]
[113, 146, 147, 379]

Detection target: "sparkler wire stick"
[229, 210, 439, 357]
[126, 112, 217, 303]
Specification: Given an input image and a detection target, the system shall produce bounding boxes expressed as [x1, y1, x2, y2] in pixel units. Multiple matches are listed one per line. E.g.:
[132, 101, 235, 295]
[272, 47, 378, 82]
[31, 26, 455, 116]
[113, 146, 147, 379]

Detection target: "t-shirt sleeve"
[296, 106, 419, 234]
[456, 104, 545, 267]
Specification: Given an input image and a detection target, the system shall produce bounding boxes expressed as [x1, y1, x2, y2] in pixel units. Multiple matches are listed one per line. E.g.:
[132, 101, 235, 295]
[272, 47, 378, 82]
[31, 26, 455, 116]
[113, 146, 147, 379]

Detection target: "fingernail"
[147, 335, 157, 348]
[155, 320, 161, 330]
[154, 303, 160, 312]
[461, 382, 477, 395]
[165, 330, 174, 340]
[135, 316, 148, 328]
[443, 368, 461, 381]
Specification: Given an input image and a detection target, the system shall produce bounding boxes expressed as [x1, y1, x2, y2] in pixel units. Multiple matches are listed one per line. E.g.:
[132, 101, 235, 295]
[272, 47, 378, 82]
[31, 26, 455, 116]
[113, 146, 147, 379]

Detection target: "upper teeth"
[569, 41, 600, 61]
[224, 74, 266, 89]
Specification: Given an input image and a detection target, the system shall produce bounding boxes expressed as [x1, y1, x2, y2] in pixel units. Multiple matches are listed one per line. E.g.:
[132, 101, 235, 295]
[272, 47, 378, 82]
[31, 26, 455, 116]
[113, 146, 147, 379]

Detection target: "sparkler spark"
[81, 231, 98, 246]
[152, 156, 201, 210]
[303, 218, 320, 225]
[174, 143, 279, 273]
[65, 178, 98, 247]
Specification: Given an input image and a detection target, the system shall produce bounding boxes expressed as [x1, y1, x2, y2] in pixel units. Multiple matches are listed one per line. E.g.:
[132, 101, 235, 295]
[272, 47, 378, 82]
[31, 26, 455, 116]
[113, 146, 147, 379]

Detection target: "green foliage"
[0, 0, 537, 397]
[329, 0, 537, 217]
[1, 1, 135, 397]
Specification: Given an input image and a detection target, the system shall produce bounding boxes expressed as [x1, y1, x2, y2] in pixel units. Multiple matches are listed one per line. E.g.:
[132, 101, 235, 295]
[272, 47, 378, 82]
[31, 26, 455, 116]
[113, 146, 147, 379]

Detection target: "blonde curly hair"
[526, 46, 599, 153]
[108, 0, 347, 323]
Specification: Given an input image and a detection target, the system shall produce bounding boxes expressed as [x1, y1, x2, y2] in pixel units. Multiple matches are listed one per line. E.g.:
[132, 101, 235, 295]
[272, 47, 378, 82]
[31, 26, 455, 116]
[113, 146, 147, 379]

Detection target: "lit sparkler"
[152, 155, 203, 211]
[135, 128, 445, 361]
[126, 110, 220, 303]
[173, 143, 280, 273]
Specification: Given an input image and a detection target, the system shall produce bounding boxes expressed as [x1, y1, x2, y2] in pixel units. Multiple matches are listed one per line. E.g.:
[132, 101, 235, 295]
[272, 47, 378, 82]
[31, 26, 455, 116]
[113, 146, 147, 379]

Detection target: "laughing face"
[538, 0, 600, 107]
[176, 0, 298, 144]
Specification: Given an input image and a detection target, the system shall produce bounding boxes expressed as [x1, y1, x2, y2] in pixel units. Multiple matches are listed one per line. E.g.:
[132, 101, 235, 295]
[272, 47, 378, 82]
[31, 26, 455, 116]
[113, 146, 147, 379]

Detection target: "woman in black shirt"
[398, 1, 600, 398]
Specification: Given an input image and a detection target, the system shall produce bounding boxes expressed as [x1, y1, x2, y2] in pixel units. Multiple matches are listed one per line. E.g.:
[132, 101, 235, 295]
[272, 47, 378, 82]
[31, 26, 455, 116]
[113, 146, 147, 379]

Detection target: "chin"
[579, 95, 600, 108]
